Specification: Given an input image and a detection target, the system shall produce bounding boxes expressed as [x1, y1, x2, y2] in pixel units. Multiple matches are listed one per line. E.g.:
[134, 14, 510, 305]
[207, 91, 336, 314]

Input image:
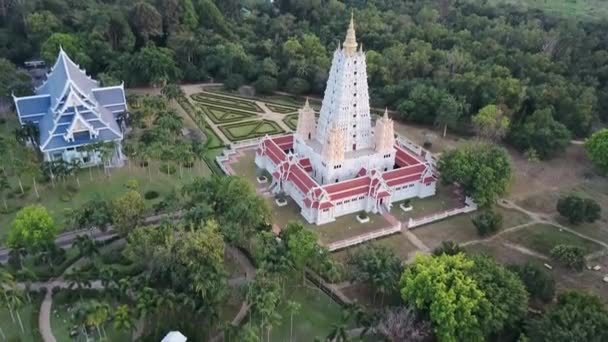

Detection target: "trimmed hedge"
[283, 113, 299, 130]
[191, 93, 264, 113]
[219, 120, 284, 141]
[266, 103, 298, 114]
[198, 104, 257, 124]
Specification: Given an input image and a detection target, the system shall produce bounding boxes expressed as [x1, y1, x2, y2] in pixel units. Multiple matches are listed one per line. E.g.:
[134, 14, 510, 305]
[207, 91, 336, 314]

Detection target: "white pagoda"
[256, 16, 436, 225]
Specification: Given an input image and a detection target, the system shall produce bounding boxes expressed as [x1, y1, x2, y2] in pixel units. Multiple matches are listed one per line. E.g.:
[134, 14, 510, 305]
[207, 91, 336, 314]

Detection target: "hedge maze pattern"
[200, 105, 257, 124]
[283, 113, 299, 130]
[219, 120, 285, 141]
[266, 103, 298, 114]
[191, 93, 264, 113]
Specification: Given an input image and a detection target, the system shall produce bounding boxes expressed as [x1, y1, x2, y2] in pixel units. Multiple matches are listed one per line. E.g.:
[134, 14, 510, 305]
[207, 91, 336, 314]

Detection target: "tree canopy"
[438, 143, 512, 207]
[528, 291, 608, 342]
[8, 205, 57, 254]
[1, 0, 607, 145]
[585, 129, 608, 174]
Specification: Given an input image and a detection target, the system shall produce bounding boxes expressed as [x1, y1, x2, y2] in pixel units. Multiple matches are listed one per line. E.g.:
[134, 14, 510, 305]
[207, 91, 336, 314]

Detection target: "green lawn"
[250, 282, 345, 342]
[411, 207, 531, 250]
[200, 104, 258, 124]
[51, 291, 131, 342]
[389, 185, 461, 222]
[502, 224, 604, 256]
[0, 301, 38, 342]
[0, 161, 212, 242]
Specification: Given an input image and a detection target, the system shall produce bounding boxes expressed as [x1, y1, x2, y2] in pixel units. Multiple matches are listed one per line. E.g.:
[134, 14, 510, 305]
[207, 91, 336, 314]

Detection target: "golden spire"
[343, 12, 358, 55]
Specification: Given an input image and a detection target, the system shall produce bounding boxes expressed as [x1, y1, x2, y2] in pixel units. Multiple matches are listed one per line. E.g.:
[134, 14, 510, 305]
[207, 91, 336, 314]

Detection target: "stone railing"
[327, 222, 402, 252]
[396, 135, 423, 156]
[408, 197, 478, 229]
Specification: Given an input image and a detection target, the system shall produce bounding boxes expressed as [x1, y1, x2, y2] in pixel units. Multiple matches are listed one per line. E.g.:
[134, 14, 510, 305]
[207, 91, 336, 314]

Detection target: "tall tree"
[438, 143, 512, 207]
[585, 128, 608, 174]
[129, 2, 163, 45]
[347, 244, 402, 304]
[111, 190, 146, 236]
[400, 253, 490, 342]
[472, 104, 510, 141]
[7, 205, 57, 256]
[528, 291, 608, 342]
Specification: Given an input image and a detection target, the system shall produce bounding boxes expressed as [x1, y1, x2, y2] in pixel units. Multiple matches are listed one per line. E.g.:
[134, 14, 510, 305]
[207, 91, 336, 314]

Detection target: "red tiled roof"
[261, 138, 287, 165]
[375, 191, 390, 198]
[357, 167, 367, 177]
[271, 135, 294, 150]
[324, 177, 370, 194]
[298, 158, 313, 172]
[395, 145, 422, 167]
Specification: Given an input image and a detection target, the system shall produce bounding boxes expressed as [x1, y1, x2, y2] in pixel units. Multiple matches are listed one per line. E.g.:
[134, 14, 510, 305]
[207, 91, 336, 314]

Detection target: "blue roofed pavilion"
[13, 48, 127, 167]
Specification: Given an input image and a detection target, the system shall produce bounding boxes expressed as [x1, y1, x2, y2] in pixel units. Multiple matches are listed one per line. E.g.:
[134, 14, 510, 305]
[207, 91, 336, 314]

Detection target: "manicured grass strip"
[198, 104, 258, 124]
[206, 88, 316, 110]
[219, 120, 284, 141]
[266, 103, 299, 114]
[283, 113, 299, 130]
[502, 224, 603, 256]
[191, 93, 264, 113]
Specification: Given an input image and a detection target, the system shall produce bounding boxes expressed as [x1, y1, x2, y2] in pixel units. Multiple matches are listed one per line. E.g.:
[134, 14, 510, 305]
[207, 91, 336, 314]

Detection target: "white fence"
[407, 197, 478, 229]
[327, 222, 402, 252]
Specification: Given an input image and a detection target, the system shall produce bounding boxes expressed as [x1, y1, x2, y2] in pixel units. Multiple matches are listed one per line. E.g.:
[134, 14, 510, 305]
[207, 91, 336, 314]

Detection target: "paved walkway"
[39, 290, 55, 342]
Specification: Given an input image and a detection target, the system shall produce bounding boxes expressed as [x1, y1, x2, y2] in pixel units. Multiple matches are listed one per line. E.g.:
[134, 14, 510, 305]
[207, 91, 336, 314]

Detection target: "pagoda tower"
[374, 109, 395, 154]
[315, 14, 372, 153]
[296, 98, 316, 140]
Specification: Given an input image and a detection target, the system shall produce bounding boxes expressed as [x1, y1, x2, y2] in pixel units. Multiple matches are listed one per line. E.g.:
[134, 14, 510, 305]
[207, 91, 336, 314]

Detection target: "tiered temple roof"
[13, 48, 126, 153]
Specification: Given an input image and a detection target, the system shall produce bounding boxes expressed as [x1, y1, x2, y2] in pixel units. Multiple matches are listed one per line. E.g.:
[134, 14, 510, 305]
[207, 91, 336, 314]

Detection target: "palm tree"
[8, 292, 25, 334]
[16, 267, 37, 302]
[68, 158, 82, 188]
[0, 174, 10, 211]
[0, 268, 18, 324]
[99, 141, 117, 178]
[114, 304, 135, 333]
[326, 322, 349, 342]
[89, 300, 110, 339]
[161, 83, 185, 103]
[286, 300, 301, 342]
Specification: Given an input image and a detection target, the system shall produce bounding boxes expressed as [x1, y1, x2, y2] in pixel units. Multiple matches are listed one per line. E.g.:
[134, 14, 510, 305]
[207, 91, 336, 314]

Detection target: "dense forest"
[1, 0, 608, 155]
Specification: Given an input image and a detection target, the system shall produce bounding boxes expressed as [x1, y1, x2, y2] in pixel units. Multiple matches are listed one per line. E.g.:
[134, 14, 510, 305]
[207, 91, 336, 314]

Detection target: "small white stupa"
[161, 331, 187, 342]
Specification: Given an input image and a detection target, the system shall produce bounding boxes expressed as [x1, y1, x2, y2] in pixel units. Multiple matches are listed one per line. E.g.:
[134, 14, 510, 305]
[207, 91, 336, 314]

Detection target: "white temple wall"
[418, 181, 436, 198]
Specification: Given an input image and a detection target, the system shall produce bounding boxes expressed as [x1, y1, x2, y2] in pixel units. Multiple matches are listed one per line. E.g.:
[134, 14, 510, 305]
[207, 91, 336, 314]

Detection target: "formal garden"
[186, 90, 299, 143]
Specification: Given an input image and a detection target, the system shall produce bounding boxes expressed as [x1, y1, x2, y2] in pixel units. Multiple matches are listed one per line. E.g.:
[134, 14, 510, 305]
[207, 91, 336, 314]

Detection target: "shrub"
[66, 184, 79, 194]
[126, 179, 139, 190]
[472, 210, 503, 236]
[433, 240, 464, 256]
[139, 160, 149, 167]
[224, 73, 245, 91]
[423, 141, 433, 149]
[557, 195, 601, 224]
[550, 244, 586, 271]
[508, 262, 555, 303]
[285, 77, 310, 95]
[60, 194, 72, 202]
[144, 190, 160, 200]
[254, 75, 278, 95]
[159, 163, 176, 175]
[357, 211, 369, 219]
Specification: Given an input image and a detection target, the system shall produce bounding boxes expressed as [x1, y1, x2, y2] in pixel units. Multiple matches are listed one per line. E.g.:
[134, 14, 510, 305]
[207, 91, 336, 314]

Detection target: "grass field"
[502, 224, 604, 255]
[0, 301, 38, 342]
[251, 281, 345, 342]
[411, 207, 531, 250]
[0, 161, 212, 242]
[51, 291, 131, 342]
[486, 0, 608, 20]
